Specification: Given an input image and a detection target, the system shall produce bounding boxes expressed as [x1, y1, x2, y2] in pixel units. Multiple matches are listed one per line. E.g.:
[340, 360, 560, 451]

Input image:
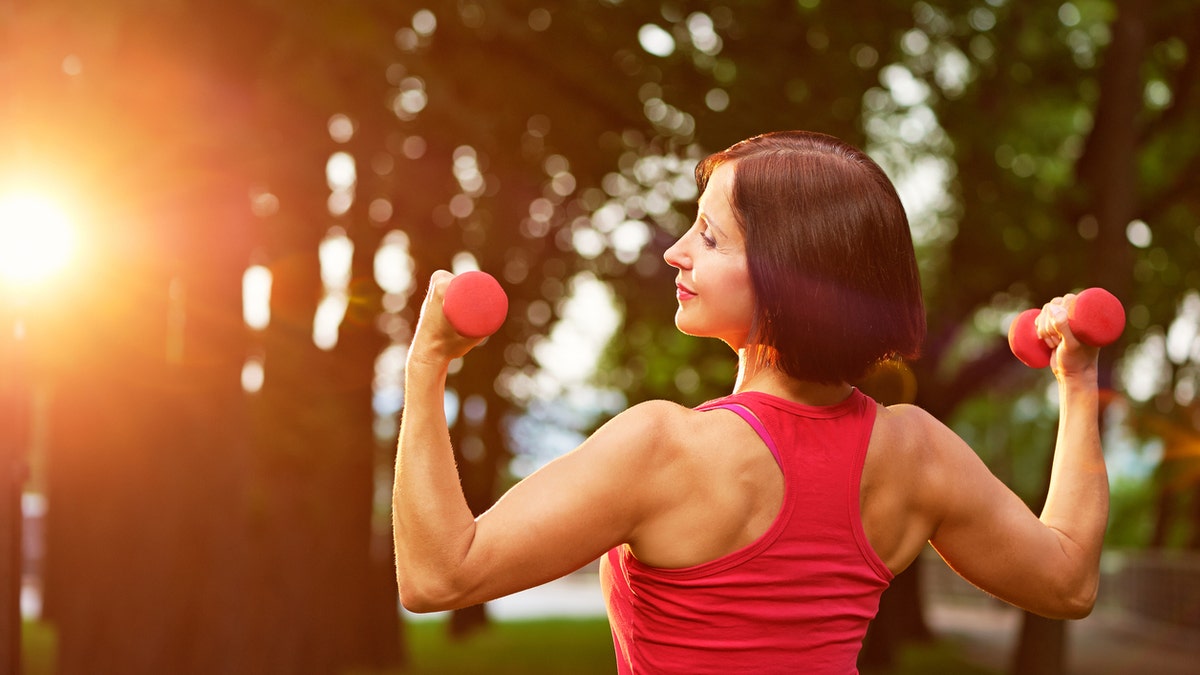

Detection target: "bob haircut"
[696, 131, 926, 384]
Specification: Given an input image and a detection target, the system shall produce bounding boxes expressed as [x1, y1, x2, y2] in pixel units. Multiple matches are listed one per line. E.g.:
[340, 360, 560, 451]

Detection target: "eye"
[695, 218, 717, 248]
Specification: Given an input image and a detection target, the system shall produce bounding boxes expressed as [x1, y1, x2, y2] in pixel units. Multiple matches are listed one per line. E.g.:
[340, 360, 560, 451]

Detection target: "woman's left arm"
[1031, 296, 1110, 610]
[925, 296, 1109, 619]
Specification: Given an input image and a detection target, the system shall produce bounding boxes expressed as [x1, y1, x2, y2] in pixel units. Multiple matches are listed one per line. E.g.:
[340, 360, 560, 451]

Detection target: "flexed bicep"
[922, 414, 1100, 620]
[400, 401, 681, 612]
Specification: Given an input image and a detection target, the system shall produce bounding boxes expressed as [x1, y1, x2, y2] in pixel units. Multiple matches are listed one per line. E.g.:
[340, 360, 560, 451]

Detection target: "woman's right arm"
[392, 272, 686, 612]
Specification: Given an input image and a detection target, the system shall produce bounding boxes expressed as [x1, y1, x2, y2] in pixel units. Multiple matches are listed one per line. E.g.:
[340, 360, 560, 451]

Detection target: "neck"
[734, 348, 853, 406]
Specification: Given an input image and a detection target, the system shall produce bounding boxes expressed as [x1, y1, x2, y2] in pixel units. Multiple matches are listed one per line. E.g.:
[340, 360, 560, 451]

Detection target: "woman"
[392, 131, 1109, 673]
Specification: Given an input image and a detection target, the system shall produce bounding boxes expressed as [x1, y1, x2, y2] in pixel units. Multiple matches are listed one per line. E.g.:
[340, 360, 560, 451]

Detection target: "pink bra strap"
[698, 402, 783, 470]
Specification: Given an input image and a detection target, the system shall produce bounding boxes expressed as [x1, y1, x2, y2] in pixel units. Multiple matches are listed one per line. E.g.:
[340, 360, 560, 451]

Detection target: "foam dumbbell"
[1007, 287, 1125, 368]
[442, 270, 509, 339]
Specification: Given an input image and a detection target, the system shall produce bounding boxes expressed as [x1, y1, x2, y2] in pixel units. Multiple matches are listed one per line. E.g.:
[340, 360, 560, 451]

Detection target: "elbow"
[1045, 598, 1095, 621]
[1040, 576, 1099, 620]
[396, 571, 468, 614]
[1059, 584, 1099, 620]
[397, 579, 433, 613]
[393, 527, 480, 613]
[398, 589, 442, 614]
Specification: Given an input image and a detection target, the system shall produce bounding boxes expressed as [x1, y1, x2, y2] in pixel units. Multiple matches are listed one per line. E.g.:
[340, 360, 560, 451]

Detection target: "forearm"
[1038, 370, 1110, 609]
[392, 357, 477, 609]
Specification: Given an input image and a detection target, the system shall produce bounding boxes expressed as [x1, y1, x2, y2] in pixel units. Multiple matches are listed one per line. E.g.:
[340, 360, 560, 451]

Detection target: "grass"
[27, 616, 999, 674]
[376, 618, 618, 675]
[863, 640, 1000, 675]
[357, 617, 999, 675]
[21, 620, 57, 675]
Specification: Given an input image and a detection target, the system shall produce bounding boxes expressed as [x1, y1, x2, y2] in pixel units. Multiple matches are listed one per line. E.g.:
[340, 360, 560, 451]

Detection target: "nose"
[663, 233, 690, 270]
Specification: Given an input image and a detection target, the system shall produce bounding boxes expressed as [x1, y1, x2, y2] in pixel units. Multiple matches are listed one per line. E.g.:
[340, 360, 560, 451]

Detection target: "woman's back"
[602, 389, 891, 674]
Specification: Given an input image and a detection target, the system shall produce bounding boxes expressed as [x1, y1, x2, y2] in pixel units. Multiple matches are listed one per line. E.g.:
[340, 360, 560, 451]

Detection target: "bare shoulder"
[870, 403, 940, 467]
[596, 399, 692, 447]
[582, 399, 698, 473]
[875, 403, 982, 485]
[611, 398, 784, 568]
[616, 398, 694, 424]
[873, 403, 967, 459]
[613, 398, 766, 457]
[861, 402, 976, 572]
[597, 399, 749, 467]
[874, 402, 941, 437]
[864, 403, 938, 506]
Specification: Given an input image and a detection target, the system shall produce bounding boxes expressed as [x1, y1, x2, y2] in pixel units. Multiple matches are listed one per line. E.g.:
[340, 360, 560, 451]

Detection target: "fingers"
[423, 269, 453, 303]
[1035, 293, 1078, 348]
[1035, 292, 1098, 378]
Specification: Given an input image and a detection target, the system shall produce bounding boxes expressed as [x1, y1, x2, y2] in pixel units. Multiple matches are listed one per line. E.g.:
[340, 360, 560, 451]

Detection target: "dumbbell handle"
[1007, 287, 1125, 369]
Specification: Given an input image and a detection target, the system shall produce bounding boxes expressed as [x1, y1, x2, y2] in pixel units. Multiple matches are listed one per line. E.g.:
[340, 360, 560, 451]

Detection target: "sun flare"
[0, 190, 77, 287]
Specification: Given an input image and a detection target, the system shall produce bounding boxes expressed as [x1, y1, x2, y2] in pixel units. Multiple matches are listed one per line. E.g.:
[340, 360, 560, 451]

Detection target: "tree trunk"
[0, 320, 29, 675]
[41, 153, 402, 674]
[236, 168, 400, 673]
[44, 265, 253, 674]
[41, 160, 258, 673]
[1011, 613, 1066, 675]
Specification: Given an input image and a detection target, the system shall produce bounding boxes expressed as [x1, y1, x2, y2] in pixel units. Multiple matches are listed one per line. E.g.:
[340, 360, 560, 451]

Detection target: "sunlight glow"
[0, 190, 77, 288]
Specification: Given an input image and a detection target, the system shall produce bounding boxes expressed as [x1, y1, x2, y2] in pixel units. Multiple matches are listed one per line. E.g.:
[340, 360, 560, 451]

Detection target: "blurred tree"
[7, 1, 406, 673]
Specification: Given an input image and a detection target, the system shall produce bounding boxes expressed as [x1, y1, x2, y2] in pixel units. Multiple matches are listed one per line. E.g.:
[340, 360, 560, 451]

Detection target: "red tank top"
[599, 389, 892, 674]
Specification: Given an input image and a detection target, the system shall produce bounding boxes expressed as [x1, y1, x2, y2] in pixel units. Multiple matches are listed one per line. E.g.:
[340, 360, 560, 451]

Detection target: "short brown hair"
[696, 131, 926, 383]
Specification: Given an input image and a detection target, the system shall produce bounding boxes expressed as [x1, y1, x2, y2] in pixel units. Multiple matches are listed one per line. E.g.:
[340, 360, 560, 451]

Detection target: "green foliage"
[1106, 475, 1162, 548]
[949, 386, 1059, 506]
[596, 319, 737, 409]
[20, 620, 57, 675]
[861, 641, 1000, 675]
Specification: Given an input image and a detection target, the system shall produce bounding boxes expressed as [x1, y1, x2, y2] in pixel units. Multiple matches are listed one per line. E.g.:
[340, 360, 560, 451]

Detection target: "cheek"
[707, 266, 756, 331]
[727, 284, 757, 330]
[728, 264, 755, 310]
[730, 269, 757, 330]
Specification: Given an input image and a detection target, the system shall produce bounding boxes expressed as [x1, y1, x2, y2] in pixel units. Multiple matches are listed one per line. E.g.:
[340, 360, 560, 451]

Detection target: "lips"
[675, 281, 697, 301]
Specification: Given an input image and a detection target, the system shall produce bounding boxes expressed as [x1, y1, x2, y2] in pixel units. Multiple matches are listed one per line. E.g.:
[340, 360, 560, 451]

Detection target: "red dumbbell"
[443, 270, 509, 339]
[1007, 288, 1125, 369]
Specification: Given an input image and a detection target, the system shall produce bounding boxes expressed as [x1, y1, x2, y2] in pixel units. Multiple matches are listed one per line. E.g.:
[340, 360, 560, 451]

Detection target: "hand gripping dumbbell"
[1007, 288, 1125, 369]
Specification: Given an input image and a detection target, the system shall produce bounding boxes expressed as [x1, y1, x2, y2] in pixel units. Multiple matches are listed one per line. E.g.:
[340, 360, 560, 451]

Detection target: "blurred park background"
[2, 0, 1199, 673]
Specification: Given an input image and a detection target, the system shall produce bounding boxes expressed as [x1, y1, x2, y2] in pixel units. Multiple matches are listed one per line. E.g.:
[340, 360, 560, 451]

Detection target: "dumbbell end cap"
[444, 271, 508, 339]
[1071, 288, 1125, 347]
[1008, 308, 1052, 369]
